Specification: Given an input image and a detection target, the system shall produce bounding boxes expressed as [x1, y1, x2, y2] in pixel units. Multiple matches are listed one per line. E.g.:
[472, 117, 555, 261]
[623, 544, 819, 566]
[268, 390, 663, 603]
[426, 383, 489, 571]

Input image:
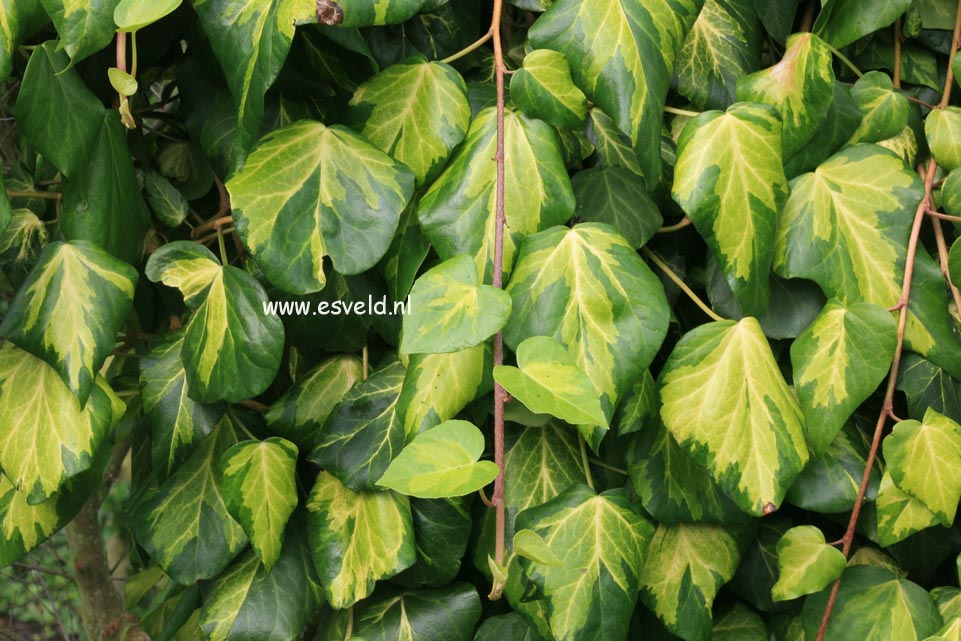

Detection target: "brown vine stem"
[894, 18, 903, 89]
[927, 209, 961, 223]
[815, 2, 961, 638]
[192, 214, 234, 239]
[488, 0, 508, 602]
[657, 216, 693, 234]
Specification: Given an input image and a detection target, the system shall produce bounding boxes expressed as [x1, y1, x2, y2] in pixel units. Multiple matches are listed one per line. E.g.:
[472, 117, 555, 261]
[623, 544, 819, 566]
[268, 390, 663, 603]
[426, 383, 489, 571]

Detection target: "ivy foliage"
[5, 0, 961, 640]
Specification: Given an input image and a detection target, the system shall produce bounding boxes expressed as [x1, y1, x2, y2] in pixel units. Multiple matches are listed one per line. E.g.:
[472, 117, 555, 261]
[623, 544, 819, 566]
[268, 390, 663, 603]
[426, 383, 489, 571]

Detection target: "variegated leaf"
[0, 0, 46, 82]
[876, 472, 940, 547]
[39, 0, 119, 64]
[771, 526, 846, 602]
[510, 49, 588, 130]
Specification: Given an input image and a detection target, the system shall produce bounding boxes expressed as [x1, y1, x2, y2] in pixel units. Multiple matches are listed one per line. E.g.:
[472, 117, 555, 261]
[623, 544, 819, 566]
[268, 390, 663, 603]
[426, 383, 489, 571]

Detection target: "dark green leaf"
[571, 167, 662, 249]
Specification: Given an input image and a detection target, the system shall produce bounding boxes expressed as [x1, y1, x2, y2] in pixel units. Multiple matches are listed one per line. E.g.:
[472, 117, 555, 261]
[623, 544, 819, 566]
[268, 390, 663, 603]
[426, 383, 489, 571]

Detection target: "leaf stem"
[927, 209, 961, 223]
[579, 435, 595, 490]
[663, 106, 700, 118]
[362, 344, 369, 381]
[589, 457, 628, 476]
[641, 247, 726, 323]
[216, 225, 228, 265]
[827, 43, 864, 78]
[440, 30, 493, 65]
[657, 217, 693, 234]
[6, 189, 60, 200]
[931, 216, 961, 316]
[192, 215, 234, 239]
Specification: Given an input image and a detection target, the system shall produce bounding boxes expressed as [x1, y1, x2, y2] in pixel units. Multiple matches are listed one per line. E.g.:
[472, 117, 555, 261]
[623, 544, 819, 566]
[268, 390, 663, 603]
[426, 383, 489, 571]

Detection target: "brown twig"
[657, 217, 693, 234]
[894, 18, 903, 89]
[799, 0, 817, 33]
[926, 209, 961, 223]
[191, 215, 233, 239]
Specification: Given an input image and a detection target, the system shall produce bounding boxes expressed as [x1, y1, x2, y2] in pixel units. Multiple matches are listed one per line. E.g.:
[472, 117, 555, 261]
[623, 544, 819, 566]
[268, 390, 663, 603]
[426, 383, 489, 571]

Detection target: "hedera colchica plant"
[6, 0, 961, 640]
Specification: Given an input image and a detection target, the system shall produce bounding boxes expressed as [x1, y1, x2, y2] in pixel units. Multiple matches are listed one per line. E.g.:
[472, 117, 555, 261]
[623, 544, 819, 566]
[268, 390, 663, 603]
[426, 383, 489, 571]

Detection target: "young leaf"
[570, 167, 663, 249]
[512, 486, 654, 641]
[876, 472, 941, 547]
[0, 240, 137, 406]
[509, 49, 588, 130]
[228, 121, 415, 294]
[417, 108, 574, 280]
[771, 526, 846, 602]
[114, 0, 182, 31]
[790, 300, 897, 453]
[376, 420, 499, 498]
[639, 523, 741, 641]
[584, 107, 644, 177]
[219, 438, 299, 571]
[735, 32, 834, 157]
[673, 101, 789, 315]
[528, 0, 702, 184]
[348, 58, 470, 186]
[143, 169, 189, 228]
[309, 360, 406, 491]
[926, 107, 961, 171]
[883, 409, 961, 526]
[306, 471, 415, 609]
[512, 529, 563, 567]
[107, 67, 138, 97]
[400, 255, 512, 355]
[659, 318, 810, 516]
[847, 71, 910, 144]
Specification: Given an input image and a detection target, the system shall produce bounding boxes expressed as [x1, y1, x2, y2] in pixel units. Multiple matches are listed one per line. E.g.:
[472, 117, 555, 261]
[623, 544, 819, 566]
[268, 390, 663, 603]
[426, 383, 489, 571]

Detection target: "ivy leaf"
[130, 420, 248, 585]
[876, 472, 941, 547]
[199, 523, 322, 641]
[219, 438, 299, 571]
[528, 0, 702, 184]
[145, 241, 284, 403]
[39, 0, 119, 64]
[513, 486, 654, 641]
[735, 33, 835, 158]
[377, 420, 499, 498]
[848, 71, 910, 144]
[584, 107, 644, 177]
[512, 529, 563, 567]
[0, 0, 46, 82]
[306, 471, 415, 609]
[813, 0, 912, 48]
[140, 329, 225, 481]
[15, 42, 105, 179]
[790, 300, 897, 453]
[659, 318, 810, 516]
[951, 238, 961, 286]
[771, 526, 846, 602]
[265, 355, 364, 449]
[927, 107, 961, 171]
[494, 336, 608, 430]
[228, 120, 415, 294]
[712, 603, 768, 641]
[802, 566, 942, 641]
[417, 108, 574, 280]
[143, 169, 189, 228]
[474, 613, 537, 641]
[7, 360, 120, 503]
[674, 0, 764, 110]
[309, 360, 406, 491]
[505, 224, 669, 434]
[672, 101, 788, 316]
[397, 345, 491, 437]
[510, 49, 588, 130]
[348, 58, 470, 186]
[113, 0, 182, 31]
[570, 167, 662, 249]
[783, 81, 862, 177]
[395, 497, 472, 587]
[897, 355, 961, 425]
[883, 409, 961, 527]
[639, 523, 741, 641]
[400, 255, 512, 355]
[0, 240, 136, 406]
[332, 0, 436, 27]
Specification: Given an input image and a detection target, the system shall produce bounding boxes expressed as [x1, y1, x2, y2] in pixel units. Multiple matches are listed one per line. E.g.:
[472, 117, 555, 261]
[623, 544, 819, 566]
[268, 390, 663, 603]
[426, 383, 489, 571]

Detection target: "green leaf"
[510, 49, 588, 129]
[140, 329, 225, 481]
[528, 0, 702, 184]
[672, 102, 788, 315]
[877, 472, 941, 547]
[950, 238, 961, 290]
[377, 420, 499, 498]
[512, 529, 563, 567]
[570, 167, 662, 249]
[309, 360, 406, 491]
[612, 370, 657, 435]
[394, 497, 472, 587]
[189, 0, 311, 166]
[639, 523, 741, 641]
[584, 107, 644, 177]
[505, 224, 669, 434]
[735, 33, 835, 158]
[712, 604, 767, 641]
[848, 71, 910, 144]
[749, 0, 797, 43]
[0, 240, 137, 406]
[925, 107, 961, 171]
[107, 67, 138, 96]
[790, 300, 896, 453]
[783, 81, 862, 178]
[306, 471, 415, 609]
[315, 583, 482, 641]
[898, 354, 961, 425]
[802, 566, 942, 641]
[143, 169, 189, 228]
[199, 523, 322, 641]
[219, 437, 298, 571]
[674, 0, 763, 110]
[39, 0, 120, 64]
[397, 345, 491, 437]
[513, 486, 654, 641]
[59, 110, 151, 264]
[130, 420, 248, 585]
[348, 59, 470, 186]
[114, 0, 182, 31]
[0, 0, 45, 82]
[495, 336, 608, 430]
[473, 613, 537, 641]
[400, 255, 511, 355]
[417, 107, 574, 280]
[327, 0, 435, 27]
[728, 517, 790, 613]
[15, 41, 106, 178]
[627, 420, 745, 525]
[883, 409, 961, 526]
[771, 526, 846, 602]
[228, 120, 415, 294]
[813, 0, 912, 48]
[945, 169, 961, 217]
[659, 318, 809, 515]
[145, 241, 285, 403]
